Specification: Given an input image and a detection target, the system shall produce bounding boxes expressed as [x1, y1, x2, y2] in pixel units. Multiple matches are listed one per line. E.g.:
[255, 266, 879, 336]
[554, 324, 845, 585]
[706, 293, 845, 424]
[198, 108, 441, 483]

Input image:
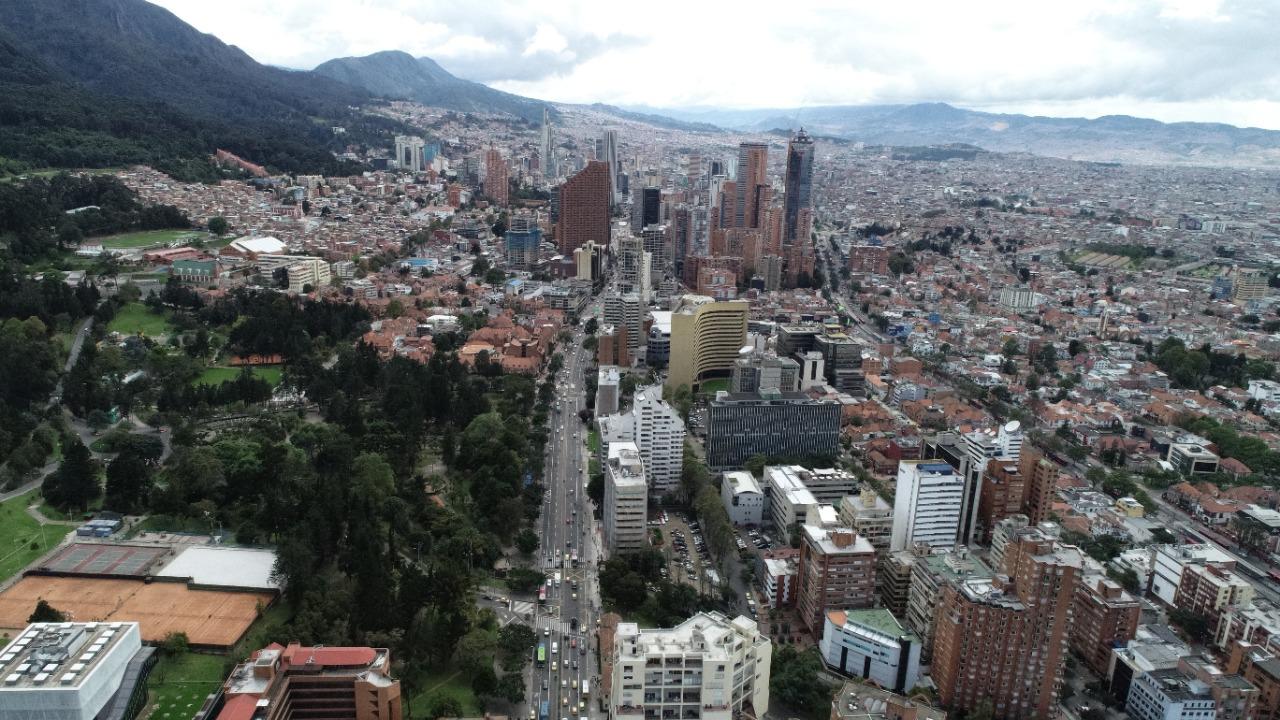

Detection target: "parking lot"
[654, 511, 716, 589]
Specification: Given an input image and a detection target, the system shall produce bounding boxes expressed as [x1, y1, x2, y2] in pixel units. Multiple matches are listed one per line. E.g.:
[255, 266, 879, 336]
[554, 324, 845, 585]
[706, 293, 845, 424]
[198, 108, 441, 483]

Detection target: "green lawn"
[146, 652, 228, 720]
[698, 378, 730, 395]
[0, 490, 73, 582]
[107, 302, 174, 337]
[587, 429, 600, 454]
[98, 229, 207, 249]
[195, 366, 283, 387]
[408, 670, 482, 719]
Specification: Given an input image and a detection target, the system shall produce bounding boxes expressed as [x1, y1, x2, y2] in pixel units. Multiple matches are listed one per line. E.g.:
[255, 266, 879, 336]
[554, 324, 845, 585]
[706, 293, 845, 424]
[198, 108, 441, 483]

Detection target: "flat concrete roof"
[156, 545, 279, 590]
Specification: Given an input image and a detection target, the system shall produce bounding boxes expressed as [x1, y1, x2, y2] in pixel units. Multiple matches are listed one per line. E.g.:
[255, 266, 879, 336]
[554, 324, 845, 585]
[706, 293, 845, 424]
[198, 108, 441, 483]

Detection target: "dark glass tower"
[783, 128, 814, 247]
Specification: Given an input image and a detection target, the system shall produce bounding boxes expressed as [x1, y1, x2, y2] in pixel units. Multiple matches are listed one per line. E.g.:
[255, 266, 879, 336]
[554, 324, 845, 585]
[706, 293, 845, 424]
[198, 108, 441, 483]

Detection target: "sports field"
[37, 541, 170, 576]
[98, 229, 206, 249]
[0, 575, 274, 648]
[107, 302, 174, 337]
[195, 366, 283, 387]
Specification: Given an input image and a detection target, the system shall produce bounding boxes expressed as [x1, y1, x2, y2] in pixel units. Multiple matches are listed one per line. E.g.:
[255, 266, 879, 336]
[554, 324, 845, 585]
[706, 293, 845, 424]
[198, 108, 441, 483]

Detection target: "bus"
[582, 679, 589, 698]
[539, 700, 549, 720]
[537, 643, 546, 665]
[571, 549, 579, 567]
[538, 586, 547, 604]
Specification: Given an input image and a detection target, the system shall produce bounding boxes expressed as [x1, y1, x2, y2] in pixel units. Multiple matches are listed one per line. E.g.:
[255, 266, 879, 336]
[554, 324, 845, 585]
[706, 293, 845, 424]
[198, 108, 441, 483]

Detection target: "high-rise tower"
[602, 129, 620, 205]
[539, 107, 555, 180]
[556, 161, 611, 255]
[735, 142, 768, 228]
[783, 128, 814, 248]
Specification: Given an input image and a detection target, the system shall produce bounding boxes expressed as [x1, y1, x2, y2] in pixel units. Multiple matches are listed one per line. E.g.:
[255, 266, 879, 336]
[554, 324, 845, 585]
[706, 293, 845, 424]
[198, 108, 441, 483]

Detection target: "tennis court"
[0, 575, 273, 649]
[37, 543, 171, 576]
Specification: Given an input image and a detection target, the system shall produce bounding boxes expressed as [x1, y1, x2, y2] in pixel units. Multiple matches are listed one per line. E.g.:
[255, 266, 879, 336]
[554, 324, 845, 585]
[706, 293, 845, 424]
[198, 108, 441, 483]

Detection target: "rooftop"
[829, 608, 917, 641]
[0, 622, 141, 691]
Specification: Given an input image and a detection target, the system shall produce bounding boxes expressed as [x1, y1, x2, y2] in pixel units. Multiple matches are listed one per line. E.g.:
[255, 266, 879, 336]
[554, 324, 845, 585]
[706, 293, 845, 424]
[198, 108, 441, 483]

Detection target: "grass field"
[409, 670, 483, 719]
[195, 366, 283, 387]
[107, 302, 174, 337]
[98, 229, 206, 249]
[147, 652, 228, 720]
[698, 378, 730, 395]
[588, 429, 600, 454]
[0, 490, 72, 583]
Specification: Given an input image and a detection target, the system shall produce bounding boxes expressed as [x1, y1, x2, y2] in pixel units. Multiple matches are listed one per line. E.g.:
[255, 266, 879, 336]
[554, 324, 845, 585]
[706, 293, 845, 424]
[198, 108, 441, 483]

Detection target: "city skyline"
[148, 0, 1280, 130]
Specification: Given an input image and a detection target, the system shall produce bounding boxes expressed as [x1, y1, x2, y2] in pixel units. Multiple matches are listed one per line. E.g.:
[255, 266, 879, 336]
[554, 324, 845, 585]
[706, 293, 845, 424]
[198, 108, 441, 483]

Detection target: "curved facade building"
[666, 295, 748, 391]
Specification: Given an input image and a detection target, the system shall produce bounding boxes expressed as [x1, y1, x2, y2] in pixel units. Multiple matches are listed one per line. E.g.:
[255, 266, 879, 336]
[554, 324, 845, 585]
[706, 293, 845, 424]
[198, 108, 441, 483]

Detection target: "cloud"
[149, 0, 1280, 129]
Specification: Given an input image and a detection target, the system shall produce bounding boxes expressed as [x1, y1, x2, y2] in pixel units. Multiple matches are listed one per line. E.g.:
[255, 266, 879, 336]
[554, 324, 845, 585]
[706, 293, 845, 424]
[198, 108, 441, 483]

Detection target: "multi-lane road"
[527, 306, 604, 720]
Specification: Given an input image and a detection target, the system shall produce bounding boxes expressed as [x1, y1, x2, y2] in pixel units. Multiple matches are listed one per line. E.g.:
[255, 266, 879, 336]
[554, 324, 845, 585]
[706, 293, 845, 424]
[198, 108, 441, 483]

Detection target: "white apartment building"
[763, 466, 819, 536]
[761, 557, 798, 609]
[0, 622, 146, 720]
[605, 442, 649, 557]
[1248, 379, 1280, 403]
[631, 385, 686, 496]
[891, 461, 965, 552]
[721, 471, 765, 526]
[610, 612, 772, 720]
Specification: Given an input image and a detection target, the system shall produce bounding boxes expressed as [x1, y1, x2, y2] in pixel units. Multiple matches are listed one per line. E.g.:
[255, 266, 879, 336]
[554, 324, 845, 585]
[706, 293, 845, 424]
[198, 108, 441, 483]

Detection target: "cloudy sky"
[152, 0, 1280, 129]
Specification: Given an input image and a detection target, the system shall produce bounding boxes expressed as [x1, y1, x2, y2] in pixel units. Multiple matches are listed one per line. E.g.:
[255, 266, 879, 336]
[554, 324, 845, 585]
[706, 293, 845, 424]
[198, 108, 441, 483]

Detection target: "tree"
[495, 672, 526, 704]
[515, 528, 539, 555]
[43, 438, 100, 512]
[161, 631, 190, 656]
[498, 623, 537, 657]
[425, 695, 463, 720]
[769, 646, 829, 720]
[208, 216, 229, 235]
[28, 600, 66, 623]
[105, 447, 153, 513]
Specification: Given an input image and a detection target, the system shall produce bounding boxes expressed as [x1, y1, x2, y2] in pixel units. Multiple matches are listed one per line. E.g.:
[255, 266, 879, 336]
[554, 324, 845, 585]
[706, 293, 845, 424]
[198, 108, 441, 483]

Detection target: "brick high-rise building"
[931, 528, 1082, 720]
[796, 522, 877, 636]
[1020, 448, 1060, 525]
[1071, 574, 1141, 676]
[735, 142, 768, 229]
[977, 460, 1025, 544]
[849, 244, 890, 275]
[556, 161, 611, 254]
[484, 147, 509, 207]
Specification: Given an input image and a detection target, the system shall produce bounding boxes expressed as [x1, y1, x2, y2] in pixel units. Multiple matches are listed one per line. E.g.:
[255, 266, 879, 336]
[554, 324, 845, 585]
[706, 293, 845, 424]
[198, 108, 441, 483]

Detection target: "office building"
[0, 622, 151, 720]
[782, 129, 814, 249]
[646, 311, 672, 368]
[1110, 625, 1193, 704]
[641, 224, 668, 283]
[598, 324, 631, 367]
[819, 609, 921, 694]
[722, 471, 765, 526]
[604, 442, 648, 557]
[776, 324, 823, 358]
[575, 240, 604, 284]
[484, 147, 509, 206]
[630, 385, 686, 496]
[735, 142, 768, 229]
[797, 523, 877, 635]
[604, 291, 644, 354]
[634, 186, 662, 233]
[1169, 442, 1221, 475]
[394, 135, 425, 172]
[198, 642, 401, 720]
[891, 461, 965, 552]
[1072, 575, 1142, 676]
[504, 213, 542, 269]
[839, 487, 894, 553]
[765, 465, 858, 506]
[931, 529, 1082, 720]
[556, 161, 611, 254]
[539, 107, 555, 180]
[879, 550, 918, 618]
[616, 234, 653, 303]
[667, 295, 748, 391]
[1174, 563, 1255, 625]
[904, 549, 993, 661]
[732, 350, 800, 393]
[274, 257, 331, 294]
[705, 391, 841, 470]
[763, 465, 820, 535]
[815, 333, 866, 394]
[1127, 669, 1217, 720]
[597, 366, 621, 417]
[1178, 656, 1256, 720]
[601, 129, 620, 204]
[1151, 544, 1236, 607]
[610, 612, 771, 720]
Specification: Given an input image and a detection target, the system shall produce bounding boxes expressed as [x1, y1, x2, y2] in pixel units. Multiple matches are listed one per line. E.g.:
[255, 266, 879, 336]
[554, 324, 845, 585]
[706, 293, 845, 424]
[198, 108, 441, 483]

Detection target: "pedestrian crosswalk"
[512, 600, 535, 617]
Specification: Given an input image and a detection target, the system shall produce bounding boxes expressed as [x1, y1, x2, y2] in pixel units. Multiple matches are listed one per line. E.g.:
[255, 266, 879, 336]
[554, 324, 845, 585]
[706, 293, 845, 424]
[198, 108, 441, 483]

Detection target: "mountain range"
[2, 0, 1280, 177]
[635, 103, 1280, 166]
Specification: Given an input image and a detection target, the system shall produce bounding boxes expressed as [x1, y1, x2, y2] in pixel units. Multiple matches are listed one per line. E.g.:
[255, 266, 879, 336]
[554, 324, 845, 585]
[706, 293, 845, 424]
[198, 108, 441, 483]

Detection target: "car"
[563, 679, 568, 688]
[563, 697, 569, 706]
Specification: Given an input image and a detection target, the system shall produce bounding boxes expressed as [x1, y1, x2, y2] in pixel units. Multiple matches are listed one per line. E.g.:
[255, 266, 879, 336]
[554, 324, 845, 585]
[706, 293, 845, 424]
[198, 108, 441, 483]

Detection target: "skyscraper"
[484, 147, 508, 207]
[735, 142, 768, 228]
[504, 213, 542, 270]
[556, 161, 611, 255]
[394, 135, 425, 173]
[539, 106, 555, 180]
[601, 129, 620, 204]
[783, 128, 814, 248]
